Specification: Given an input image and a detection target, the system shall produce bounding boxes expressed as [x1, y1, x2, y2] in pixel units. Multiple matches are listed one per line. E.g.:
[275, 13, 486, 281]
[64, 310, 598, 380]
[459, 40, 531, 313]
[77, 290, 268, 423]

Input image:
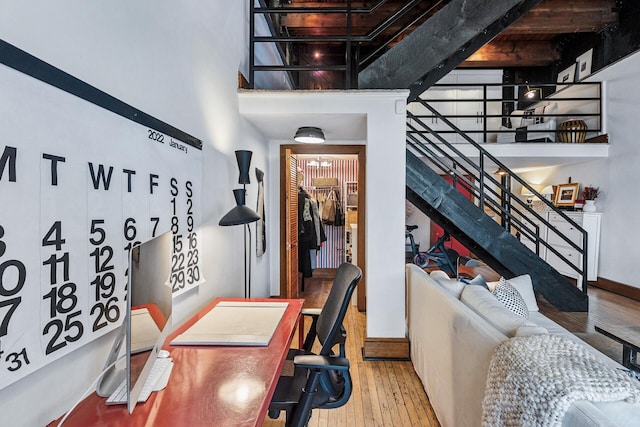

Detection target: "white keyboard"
[106, 357, 173, 405]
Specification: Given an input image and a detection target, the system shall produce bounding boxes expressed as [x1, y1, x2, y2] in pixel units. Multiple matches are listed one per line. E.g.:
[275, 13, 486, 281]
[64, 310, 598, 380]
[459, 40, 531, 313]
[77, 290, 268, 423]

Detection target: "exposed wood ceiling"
[278, 0, 617, 70]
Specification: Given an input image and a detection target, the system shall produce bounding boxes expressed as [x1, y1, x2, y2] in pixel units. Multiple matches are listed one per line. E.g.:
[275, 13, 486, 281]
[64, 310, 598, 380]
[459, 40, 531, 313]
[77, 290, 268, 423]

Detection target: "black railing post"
[479, 154, 485, 210]
[500, 172, 511, 231]
[482, 84, 488, 142]
[582, 233, 589, 293]
[345, 0, 352, 89]
[249, 0, 256, 89]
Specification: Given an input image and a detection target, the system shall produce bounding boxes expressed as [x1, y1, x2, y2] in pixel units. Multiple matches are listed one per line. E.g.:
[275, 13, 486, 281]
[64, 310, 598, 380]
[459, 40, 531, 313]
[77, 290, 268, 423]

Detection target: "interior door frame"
[279, 144, 367, 311]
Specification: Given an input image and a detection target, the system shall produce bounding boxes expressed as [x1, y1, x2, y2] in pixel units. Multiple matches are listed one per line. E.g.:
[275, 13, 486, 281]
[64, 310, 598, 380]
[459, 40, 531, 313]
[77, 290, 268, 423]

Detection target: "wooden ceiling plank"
[527, 0, 616, 13]
[281, 2, 437, 29]
[504, 0, 617, 34]
[460, 40, 560, 67]
[504, 13, 617, 34]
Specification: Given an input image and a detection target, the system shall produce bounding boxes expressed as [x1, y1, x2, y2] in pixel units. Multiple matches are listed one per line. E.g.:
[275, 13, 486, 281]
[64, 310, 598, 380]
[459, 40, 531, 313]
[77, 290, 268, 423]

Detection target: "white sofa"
[497, 102, 558, 143]
[406, 263, 640, 426]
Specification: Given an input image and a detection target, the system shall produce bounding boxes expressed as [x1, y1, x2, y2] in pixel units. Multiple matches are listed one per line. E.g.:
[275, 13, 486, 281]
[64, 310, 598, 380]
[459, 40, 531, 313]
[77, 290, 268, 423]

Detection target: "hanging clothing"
[309, 248, 317, 271]
[310, 198, 326, 248]
[298, 187, 315, 278]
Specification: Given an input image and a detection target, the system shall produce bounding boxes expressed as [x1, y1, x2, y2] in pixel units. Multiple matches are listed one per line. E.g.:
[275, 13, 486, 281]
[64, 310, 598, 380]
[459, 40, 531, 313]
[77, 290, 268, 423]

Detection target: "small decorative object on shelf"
[582, 185, 600, 200]
[582, 185, 600, 212]
[559, 119, 588, 143]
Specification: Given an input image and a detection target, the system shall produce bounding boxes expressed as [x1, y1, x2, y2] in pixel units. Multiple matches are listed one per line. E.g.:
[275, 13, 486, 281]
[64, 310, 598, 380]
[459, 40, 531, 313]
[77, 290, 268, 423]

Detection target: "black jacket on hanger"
[298, 187, 315, 278]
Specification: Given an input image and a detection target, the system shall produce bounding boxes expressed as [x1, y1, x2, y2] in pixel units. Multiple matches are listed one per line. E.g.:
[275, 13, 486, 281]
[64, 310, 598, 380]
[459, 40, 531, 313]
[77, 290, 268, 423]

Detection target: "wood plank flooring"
[538, 284, 640, 364]
[264, 269, 640, 427]
[263, 269, 440, 427]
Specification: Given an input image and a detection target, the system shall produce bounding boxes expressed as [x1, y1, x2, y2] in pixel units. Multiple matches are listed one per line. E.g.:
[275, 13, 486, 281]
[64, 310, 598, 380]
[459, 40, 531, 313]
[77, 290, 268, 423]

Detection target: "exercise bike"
[406, 225, 459, 276]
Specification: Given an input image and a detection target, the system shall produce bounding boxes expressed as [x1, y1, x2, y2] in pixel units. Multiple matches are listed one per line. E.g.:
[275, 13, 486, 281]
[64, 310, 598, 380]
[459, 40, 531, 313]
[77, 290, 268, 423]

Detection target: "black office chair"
[268, 262, 362, 427]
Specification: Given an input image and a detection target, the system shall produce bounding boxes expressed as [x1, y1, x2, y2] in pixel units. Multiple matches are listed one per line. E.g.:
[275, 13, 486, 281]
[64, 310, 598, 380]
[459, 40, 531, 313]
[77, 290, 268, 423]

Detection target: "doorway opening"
[279, 144, 366, 311]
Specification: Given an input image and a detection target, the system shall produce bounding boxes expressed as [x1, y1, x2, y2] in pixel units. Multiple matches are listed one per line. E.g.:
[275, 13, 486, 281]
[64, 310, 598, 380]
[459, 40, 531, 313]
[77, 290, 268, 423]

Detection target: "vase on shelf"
[583, 199, 597, 212]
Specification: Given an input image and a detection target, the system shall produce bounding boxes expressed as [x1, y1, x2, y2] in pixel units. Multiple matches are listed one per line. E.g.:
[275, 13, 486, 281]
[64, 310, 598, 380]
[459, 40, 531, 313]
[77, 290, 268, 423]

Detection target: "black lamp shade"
[219, 189, 260, 226]
[235, 150, 252, 184]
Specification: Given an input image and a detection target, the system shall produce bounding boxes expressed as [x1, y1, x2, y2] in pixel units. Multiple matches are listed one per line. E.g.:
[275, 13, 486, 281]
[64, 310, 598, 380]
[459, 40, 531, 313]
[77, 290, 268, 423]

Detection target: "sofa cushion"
[429, 270, 466, 298]
[492, 280, 529, 318]
[502, 275, 539, 311]
[515, 324, 549, 337]
[430, 271, 489, 298]
[461, 285, 546, 338]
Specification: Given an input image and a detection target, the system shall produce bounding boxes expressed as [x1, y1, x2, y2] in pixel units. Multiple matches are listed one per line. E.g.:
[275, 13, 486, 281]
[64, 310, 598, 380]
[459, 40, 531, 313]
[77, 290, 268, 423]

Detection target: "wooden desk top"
[51, 298, 303, 427]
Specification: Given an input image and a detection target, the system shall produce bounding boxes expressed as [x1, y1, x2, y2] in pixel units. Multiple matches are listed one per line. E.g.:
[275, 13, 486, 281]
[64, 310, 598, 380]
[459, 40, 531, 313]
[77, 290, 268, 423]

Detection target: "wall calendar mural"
[0, 40, 204, 389]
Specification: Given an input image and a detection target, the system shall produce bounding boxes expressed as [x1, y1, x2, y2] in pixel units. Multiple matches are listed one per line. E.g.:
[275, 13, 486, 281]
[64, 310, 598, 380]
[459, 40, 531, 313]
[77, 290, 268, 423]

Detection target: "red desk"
[51, 298, 303, 427]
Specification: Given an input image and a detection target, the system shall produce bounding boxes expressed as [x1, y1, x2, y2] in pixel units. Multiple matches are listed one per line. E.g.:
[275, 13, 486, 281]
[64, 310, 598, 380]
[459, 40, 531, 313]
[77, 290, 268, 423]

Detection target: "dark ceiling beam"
[281, 0, 615, 35]
[358, 0, 544, 98]
[280, 1, 441, 41]
[459, 40, 561, 67]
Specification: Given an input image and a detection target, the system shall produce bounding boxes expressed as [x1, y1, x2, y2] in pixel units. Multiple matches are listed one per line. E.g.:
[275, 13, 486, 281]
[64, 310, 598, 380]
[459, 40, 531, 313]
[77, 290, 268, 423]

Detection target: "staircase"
[406, 99, 589, 312]
[358, 0, 544, 99]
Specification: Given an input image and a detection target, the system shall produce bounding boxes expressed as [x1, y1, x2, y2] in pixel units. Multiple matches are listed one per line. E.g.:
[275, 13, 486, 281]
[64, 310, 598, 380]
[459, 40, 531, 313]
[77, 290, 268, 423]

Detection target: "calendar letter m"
[0, 146, 17, 182]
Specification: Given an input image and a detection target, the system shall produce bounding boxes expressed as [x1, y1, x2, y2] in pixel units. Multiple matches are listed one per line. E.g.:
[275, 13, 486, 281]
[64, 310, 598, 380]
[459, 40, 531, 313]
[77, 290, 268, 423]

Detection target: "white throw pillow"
[492, 280, 529, 318]
[501, 275, 539, 311]
[461, 285, 538, 338]
[430, 270, 465, 298]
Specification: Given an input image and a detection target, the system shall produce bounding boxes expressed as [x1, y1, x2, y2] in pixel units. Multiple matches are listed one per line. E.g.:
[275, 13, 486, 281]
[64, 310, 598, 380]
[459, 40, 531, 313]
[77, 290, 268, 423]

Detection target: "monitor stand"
[96, 319, 127, 397]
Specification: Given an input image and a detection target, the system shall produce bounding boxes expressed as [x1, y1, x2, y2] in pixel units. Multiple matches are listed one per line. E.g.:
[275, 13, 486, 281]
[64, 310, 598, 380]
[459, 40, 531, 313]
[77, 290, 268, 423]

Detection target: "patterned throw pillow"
[492, 278, 529, 318]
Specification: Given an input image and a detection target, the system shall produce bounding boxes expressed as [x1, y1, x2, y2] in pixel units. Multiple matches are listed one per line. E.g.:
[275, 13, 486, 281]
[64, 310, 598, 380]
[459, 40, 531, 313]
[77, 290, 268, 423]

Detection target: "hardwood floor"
[264, 269, 640, 426]
[538, 284, 640, 364]
[263, 269, 440, 427]
[540, 285, 640, 332]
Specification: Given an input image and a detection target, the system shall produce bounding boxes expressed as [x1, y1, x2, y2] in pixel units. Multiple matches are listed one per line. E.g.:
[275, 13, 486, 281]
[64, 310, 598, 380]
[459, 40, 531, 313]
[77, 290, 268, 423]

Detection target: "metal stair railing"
[407, 81, 602, 144]
[406, 99, 589, 291]
[250, 0, 445, 89]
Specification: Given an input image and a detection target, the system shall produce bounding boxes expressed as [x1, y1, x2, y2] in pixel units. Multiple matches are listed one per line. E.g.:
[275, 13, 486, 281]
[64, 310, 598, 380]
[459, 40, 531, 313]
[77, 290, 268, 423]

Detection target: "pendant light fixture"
[294, 126, 325, 143]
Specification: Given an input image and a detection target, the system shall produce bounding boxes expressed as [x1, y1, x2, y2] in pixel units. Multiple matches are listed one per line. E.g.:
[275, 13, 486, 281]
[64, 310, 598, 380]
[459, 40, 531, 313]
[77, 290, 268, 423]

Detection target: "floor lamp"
[219, 150, 260, 298]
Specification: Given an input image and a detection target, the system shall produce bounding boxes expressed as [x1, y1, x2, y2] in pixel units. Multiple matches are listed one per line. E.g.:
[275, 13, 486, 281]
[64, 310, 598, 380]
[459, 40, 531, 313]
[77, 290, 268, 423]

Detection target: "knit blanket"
[482, 334, 640, 426]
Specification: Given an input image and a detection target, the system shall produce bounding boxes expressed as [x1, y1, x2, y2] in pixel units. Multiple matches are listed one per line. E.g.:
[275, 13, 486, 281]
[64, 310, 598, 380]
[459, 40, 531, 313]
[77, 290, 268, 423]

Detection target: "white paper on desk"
[170, 301, 289, 346]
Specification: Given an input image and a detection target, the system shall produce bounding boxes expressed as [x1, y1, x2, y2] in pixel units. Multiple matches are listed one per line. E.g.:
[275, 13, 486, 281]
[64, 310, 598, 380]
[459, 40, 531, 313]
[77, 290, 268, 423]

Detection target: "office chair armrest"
[293, 355, 350, 371]
[301, 308, 322, 317]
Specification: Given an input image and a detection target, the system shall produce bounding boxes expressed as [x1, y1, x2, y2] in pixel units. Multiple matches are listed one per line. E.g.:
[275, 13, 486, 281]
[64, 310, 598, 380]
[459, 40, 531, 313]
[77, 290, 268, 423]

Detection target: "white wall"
[0, 2, 275, 425]
[239, 90, 409, 339]
[406, 201, 432, 252]
[519, 50, 640, 289]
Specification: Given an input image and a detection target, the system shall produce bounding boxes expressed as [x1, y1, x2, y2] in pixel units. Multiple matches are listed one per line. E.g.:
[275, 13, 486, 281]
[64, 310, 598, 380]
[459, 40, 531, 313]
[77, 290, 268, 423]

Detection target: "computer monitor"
[96, 230, 173, 413]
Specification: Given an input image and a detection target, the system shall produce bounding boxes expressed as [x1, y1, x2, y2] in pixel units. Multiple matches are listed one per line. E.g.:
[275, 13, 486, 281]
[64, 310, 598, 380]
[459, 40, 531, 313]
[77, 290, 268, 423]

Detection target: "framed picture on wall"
[556, 64, 576, 91]
[555, 183, 580, 207]
[576, 49, 593, 81]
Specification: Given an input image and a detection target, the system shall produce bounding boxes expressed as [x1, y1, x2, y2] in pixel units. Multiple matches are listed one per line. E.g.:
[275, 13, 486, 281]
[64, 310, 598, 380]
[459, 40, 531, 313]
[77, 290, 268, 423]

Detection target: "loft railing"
[406, 97, 590, 291]
[249, 0, 444, 89]
[407, 81, 602, 144]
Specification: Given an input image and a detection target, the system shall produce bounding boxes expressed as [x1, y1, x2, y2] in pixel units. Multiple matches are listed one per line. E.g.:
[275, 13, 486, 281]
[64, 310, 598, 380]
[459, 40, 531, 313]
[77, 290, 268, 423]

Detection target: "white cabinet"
[520, 211, 602, 284]
[520, 213, 547, 259]
[409, 69, 503, 143]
